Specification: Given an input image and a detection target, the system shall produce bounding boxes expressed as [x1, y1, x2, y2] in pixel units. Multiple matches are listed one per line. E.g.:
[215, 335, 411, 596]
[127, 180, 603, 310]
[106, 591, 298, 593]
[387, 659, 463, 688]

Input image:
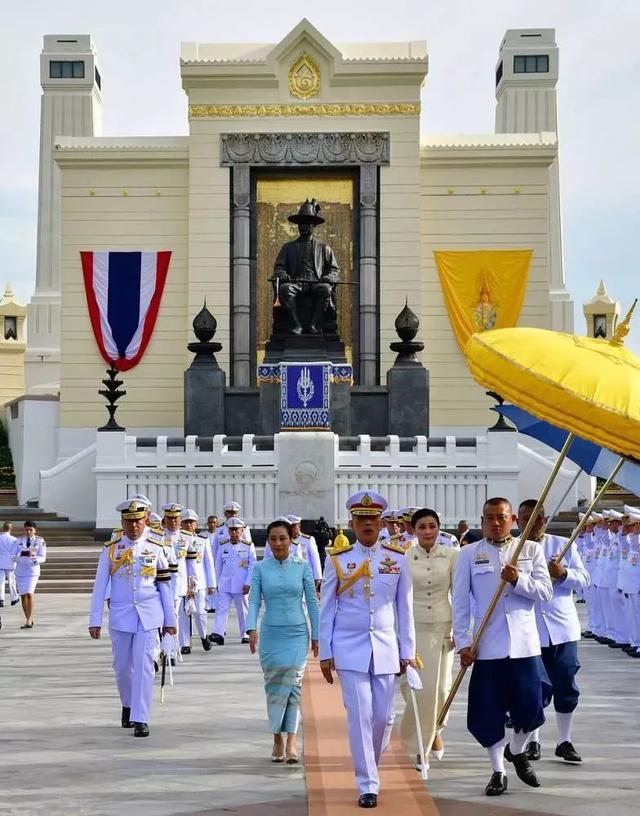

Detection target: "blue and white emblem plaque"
[280, 362, 331, 430]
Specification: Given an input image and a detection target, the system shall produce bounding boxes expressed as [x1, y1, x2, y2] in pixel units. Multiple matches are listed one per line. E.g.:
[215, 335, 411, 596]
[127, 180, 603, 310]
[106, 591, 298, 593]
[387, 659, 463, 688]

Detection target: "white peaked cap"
[180, 508, 199, 522]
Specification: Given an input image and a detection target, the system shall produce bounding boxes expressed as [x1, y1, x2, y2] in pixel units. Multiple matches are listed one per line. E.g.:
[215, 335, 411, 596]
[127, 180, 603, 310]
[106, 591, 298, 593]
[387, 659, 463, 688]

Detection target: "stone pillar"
[277, 432, 338, 524]
[231, 164, 251, 386]
[359, 163, 379, 386]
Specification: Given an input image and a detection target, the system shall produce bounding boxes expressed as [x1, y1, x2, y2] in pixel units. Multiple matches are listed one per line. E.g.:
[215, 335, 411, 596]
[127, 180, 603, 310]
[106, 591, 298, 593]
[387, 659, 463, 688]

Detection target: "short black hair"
[411, 508, 440, 528]
[23, 520, 37, 529]
[518, 499, 546, 515]
[266, 519, 293, 539]
[482, 497, 512, 514]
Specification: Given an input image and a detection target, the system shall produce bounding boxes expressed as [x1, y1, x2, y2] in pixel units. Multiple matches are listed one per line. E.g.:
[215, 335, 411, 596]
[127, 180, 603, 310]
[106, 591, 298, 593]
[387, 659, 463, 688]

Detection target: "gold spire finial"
[610, 298, 638, 347]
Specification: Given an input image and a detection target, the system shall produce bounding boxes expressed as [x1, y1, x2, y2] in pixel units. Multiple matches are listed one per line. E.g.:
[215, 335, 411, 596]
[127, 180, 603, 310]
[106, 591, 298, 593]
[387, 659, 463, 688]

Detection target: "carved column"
[231, 164, 251, 386]
[359, 163, 378, 385]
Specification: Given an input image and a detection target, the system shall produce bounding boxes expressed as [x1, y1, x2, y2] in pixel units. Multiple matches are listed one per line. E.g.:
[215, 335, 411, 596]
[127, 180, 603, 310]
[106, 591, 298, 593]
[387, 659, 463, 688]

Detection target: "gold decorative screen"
[255, 174, 355, 364]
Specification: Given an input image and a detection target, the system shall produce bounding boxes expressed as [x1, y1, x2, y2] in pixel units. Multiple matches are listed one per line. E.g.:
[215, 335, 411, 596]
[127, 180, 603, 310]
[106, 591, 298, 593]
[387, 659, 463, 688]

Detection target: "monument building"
[8, 22, 584, 525]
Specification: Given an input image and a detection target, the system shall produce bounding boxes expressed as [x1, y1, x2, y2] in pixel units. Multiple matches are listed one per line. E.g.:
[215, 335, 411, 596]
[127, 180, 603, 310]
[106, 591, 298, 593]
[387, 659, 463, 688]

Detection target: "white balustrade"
[93, 430, 524, 529]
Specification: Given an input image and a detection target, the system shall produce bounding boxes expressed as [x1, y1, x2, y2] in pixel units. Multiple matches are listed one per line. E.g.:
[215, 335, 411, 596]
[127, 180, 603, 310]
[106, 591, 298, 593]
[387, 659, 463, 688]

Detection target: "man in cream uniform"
[576, 514, 597, 637]
[211, 501, 252, 560]
[0, 521, 19, 610]
[160, 503, 189, 654]
[588, 512, 609, 641]
[180, 509, 216, 652]
[602, 510, 626, 647]
[319, 491, 416, 809]
[517, 500, 589, 764]
[211, 517, 255, 645]
[88, 498, 176, 737]
[453, 497, 553, 797]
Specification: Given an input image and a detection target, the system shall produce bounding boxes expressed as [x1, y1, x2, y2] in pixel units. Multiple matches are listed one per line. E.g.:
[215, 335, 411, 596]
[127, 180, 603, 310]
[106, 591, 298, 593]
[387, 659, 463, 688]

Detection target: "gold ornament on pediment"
[189, 102, 419, 118]
[288, 53, 321, 100]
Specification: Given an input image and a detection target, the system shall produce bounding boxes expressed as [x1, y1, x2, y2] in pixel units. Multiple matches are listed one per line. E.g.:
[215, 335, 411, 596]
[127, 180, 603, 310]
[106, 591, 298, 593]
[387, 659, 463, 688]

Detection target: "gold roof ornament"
[610, 298, 637, 348]
[288, 53, 321, 100]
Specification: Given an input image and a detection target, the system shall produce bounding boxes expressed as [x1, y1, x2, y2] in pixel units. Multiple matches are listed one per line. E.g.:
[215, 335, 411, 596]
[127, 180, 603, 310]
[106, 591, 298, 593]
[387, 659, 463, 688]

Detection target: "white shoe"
[431, 748, 445, 761]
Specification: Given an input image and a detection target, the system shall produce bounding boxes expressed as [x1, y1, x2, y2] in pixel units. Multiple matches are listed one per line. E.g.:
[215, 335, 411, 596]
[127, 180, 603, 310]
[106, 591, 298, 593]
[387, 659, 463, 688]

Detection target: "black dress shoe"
[504, 744, 540, 787]
[582, 631, 594, 638]
[526, 741, 541, 761]
[180, 646, 191, 655]
[121, 706, 133, 728]
[485, 772, 508, 796]
[10, 599, 19, 606]
[358, 793, 377, 808]
[154, 660, 159, 673]
[555, 741, 581, 762]
[241, 636, 250, 644]
[170, 657, 176, 666]
[0, 600, 4, 607]
[201, 637, 212, 651]
[133, 722, 150, 738]
[209, 633, 224, 645]
[632, 650, 640, 658]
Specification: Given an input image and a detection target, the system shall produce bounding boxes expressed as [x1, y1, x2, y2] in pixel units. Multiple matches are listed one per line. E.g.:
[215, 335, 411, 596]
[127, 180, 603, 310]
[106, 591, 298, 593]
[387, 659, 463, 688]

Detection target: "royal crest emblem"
[296, 366, 315, 407]
[288, 53, 321, 100]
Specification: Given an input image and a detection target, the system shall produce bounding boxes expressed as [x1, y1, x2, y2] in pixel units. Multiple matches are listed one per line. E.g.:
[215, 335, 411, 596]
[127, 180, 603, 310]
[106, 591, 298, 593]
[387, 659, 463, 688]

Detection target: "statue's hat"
[288, 198, 325, 225]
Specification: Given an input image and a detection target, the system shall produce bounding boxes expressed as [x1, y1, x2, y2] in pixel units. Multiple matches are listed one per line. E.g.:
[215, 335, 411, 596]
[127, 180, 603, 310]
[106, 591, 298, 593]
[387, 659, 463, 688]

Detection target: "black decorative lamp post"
[184, 301, 226, 436]
[187, 300, 222, 366]
[98, 366, 126, 431]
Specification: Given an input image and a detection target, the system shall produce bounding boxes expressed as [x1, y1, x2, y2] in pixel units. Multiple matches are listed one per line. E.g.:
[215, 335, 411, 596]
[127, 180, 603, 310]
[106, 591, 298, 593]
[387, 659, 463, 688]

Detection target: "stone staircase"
[0, 506, 100, 594]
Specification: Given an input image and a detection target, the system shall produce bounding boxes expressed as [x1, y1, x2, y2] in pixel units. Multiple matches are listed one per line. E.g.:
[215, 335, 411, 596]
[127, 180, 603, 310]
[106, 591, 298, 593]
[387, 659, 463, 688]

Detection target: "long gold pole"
[436, 432, 576, 730]
[554, 457, 625, 563]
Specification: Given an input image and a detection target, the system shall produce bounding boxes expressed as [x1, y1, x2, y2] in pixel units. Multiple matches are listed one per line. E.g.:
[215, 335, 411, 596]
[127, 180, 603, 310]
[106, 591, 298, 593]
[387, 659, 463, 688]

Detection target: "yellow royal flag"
[434, 249, 533, 351]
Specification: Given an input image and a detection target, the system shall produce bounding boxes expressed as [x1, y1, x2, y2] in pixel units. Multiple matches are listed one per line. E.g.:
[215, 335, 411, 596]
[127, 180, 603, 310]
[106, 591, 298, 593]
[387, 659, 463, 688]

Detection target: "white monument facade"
[11, 22, 585, 524]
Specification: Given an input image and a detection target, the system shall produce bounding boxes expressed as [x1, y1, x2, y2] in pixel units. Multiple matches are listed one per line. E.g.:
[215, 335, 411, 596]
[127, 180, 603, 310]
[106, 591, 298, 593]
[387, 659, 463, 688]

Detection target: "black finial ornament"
[98, 366, 126, 431]
[188, 301, 222, 367]
[486, 391, 515, 432]
[389, 299, 424, 365]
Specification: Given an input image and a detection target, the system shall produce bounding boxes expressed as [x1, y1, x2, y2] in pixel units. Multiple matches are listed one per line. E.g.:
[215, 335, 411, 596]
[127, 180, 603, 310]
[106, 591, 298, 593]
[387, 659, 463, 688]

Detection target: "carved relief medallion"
[288, 53, 321, 100]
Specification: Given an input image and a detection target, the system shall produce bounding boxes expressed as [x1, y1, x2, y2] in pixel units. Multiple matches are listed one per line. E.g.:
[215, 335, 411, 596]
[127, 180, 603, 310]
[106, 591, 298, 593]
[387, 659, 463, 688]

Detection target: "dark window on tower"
[49, 60, 85, 79]
[495, 60, 503, 86]
[95, 66, 102, 90]
[4, 316, 17, 341]
[513, 54, 549, 74]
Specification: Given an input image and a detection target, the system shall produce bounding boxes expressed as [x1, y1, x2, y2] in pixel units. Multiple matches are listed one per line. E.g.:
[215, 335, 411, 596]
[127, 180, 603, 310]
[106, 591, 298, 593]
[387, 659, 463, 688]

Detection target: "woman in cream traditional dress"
[400, 508, 459, 773]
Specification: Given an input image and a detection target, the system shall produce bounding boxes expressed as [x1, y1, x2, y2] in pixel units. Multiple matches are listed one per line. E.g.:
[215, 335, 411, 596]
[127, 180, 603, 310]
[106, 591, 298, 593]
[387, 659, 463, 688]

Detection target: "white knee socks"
[487, 736, 509, 773]
[556, 711, 573, 744]
[509, 729, 531, 756]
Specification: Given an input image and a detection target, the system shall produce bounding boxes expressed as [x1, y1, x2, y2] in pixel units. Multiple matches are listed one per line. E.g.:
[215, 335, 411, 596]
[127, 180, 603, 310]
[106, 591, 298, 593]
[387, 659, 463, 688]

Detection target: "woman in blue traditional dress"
[246, 519, 319, 764]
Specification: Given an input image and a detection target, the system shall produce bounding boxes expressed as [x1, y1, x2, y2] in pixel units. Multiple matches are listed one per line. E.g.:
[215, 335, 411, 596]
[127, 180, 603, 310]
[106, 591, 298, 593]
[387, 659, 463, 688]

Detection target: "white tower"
[495, 29, 558, 133]
[25, 35, 102, 393]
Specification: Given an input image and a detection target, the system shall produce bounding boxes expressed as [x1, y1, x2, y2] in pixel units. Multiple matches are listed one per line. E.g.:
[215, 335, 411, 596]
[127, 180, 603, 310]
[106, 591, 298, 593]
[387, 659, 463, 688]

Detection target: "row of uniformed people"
[577, 505, 640, 657]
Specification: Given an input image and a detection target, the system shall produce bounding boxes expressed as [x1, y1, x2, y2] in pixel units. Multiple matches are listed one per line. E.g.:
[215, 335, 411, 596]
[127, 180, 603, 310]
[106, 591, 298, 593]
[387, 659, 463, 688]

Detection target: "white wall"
[5, 396, 59, 505]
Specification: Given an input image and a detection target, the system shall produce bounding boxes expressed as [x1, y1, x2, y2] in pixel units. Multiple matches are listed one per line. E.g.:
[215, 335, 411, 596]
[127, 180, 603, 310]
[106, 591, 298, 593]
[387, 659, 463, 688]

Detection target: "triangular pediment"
[266, 18, 342, 68]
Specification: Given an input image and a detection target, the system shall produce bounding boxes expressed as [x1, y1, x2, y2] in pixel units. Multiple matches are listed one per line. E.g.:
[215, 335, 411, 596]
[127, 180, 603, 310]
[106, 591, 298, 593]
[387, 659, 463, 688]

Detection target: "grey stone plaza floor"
[1, 596, 639, 816]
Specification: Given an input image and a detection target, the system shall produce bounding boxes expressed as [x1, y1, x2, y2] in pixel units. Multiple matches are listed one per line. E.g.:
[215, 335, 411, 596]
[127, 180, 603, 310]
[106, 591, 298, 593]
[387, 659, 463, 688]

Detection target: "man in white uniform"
[211, 502, 252, 559]
[517, 500, 589, 764]
[453, 497, 553, 797]
[319, 491, 416, 809]
[180, 509, 216, 652]
[618, 506, 640, 657]
[211, 517, 256, 645]
[0, 521, 19, 610]
[88, 498, 176, 737]
[158, 503, 189, 656]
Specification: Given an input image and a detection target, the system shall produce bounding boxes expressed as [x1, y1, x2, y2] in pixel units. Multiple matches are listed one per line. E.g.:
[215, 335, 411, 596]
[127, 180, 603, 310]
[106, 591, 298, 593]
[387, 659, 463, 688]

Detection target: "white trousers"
[179, 591, 207, 647]
[337, 669, 396, 795]
[586, 583, 599, 632]
[214, 592, 248, 640]
[611, 588, 627, 643]
[598, 586, 614, 639]
[624, 592, 640, 648]
[110, 625, 157, 724]
[0, 569, 19, 603]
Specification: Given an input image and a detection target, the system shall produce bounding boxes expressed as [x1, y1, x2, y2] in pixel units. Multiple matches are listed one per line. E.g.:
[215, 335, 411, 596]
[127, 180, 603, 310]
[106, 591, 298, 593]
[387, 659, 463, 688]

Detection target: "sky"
[1, 0, 639, 351]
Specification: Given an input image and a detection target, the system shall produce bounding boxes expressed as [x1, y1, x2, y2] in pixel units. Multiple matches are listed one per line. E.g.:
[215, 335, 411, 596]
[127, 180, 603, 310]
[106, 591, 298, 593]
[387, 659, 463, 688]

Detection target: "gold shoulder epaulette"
[326, 541, 353, 556]
[109, 530, 123, 545]
[147, 529, 163, 544]
[382, 539, 407, 555]
[390, 533, 401, 541]
[441, 530, 453, 538]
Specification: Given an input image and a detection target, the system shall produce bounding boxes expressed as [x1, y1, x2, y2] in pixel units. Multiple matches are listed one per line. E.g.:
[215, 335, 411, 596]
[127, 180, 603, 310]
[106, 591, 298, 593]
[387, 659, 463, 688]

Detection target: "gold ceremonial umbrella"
[437, 300, 639, 728]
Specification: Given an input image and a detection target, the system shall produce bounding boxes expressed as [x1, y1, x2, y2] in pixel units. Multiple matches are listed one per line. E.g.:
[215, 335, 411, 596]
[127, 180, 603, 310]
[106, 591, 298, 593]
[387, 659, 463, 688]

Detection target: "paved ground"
[1, 598, 639, 815]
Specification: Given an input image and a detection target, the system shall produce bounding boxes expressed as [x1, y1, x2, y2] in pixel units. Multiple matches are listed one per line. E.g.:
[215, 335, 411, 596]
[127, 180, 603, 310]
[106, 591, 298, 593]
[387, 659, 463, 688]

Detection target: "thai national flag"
[80, 250, 171, 371]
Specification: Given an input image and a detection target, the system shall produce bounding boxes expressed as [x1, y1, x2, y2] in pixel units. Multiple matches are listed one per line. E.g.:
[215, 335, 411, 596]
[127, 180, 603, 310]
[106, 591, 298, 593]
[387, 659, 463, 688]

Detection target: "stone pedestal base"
[387, 365, 429, 436]
[184, 367, 225, 436]
[277, 432, 337, 521]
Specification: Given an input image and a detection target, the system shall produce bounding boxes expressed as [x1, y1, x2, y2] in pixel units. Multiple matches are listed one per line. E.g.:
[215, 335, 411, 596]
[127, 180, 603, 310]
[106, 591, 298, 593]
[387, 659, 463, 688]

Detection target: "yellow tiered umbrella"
[437, 300, 640, 728]
[466, 312, 640, 459]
